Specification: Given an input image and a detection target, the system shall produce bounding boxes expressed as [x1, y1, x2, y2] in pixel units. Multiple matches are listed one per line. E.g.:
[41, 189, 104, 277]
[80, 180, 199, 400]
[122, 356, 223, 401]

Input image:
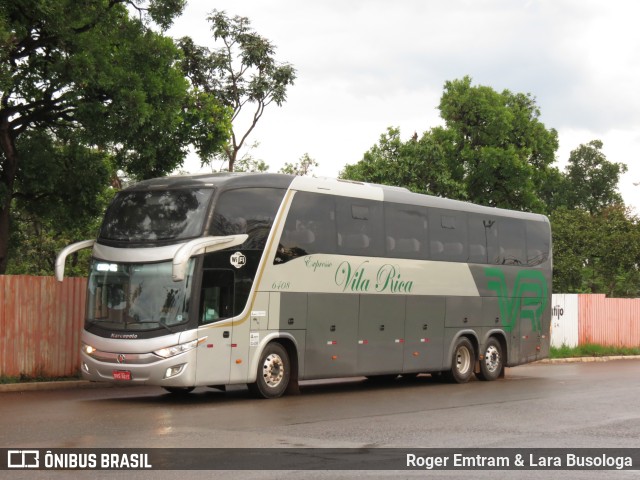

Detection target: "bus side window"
[212, 188, 286, 250]
[429, 209, 468, 262]
[275, 192, 336, 263]
[384, 203, 429, 260]
[200, 270, 234, 324]
[336, 197, 384, 257]
[468, 215, 498, 264]
[498, 219, 526, 265]
[526, 221, 550, 266]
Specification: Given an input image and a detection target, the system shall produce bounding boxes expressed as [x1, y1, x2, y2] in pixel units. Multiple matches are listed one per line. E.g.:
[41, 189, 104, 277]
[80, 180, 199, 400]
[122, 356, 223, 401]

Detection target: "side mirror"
[172, 234, 248, 281]
[55, 240, 96, 281]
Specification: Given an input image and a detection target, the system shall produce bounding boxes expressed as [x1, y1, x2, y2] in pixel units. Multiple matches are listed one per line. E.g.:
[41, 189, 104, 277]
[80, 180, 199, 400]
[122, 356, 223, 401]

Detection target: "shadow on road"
[81, 373, 465, 406]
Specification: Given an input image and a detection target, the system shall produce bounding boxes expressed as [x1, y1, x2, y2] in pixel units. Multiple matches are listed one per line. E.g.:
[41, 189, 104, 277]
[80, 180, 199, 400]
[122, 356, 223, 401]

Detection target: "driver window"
[200, 269, 234, 324]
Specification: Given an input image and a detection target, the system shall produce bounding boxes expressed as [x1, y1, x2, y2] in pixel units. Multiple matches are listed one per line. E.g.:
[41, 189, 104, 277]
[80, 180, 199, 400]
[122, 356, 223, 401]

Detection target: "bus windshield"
[86, 260, 194, 332]
[99, 188, 214, 242]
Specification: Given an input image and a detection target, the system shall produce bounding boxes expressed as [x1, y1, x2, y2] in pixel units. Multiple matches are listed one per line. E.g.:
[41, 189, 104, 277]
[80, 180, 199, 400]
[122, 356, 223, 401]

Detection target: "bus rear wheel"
[248, 342, 290, 399]
[444, 337, 475, 383]
[477, 337, 503, 381]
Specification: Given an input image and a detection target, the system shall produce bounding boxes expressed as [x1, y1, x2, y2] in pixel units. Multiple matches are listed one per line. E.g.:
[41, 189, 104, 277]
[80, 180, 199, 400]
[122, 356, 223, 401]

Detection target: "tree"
[588, 206, 640, 297]
[0, 0, 230, 273]
[341, 77, 559, 212]
[341, 127, 465, 199]
[7, 131, 115, 275]
[550, 206, 640, 297]
[438, 76, 559, 212]
[560, 140, 627, 214]
[549, 208, 596, 293]
[178, 10, 296, 172]
[279, 153, 318, 176]
[233, 146, 270, 173]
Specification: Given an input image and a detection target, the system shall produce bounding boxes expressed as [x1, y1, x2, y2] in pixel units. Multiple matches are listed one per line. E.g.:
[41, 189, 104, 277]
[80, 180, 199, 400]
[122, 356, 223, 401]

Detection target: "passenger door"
[195, 269, 235, 385]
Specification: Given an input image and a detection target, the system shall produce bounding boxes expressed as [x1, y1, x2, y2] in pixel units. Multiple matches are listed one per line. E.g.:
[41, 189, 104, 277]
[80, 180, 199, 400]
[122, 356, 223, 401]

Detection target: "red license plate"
[112, 370, 131, 381]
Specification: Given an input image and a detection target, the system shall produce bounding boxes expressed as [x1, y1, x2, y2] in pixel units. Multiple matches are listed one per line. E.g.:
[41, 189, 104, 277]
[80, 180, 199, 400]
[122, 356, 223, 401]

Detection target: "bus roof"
[289, 176, 549, 223]
[125, 172, 295, 191]
[126, 173, 547, 223]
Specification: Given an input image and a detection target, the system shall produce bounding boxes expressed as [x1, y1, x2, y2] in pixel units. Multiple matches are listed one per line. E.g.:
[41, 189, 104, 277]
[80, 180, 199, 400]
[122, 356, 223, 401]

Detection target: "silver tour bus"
[56, 173, 552, 398]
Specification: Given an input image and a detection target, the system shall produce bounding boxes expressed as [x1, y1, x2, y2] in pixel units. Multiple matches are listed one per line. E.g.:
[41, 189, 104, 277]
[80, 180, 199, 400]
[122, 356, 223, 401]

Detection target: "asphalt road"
[1, 360, 639, 479]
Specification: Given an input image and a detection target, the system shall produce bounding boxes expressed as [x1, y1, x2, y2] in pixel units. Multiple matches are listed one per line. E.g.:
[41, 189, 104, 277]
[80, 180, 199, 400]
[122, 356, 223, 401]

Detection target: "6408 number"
[271, 281, 290, 290]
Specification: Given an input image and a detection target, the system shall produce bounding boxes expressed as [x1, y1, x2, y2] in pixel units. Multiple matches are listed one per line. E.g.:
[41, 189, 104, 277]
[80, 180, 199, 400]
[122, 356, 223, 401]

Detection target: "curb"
[0, 380, 114, 393]
[536, 355, 640, 364]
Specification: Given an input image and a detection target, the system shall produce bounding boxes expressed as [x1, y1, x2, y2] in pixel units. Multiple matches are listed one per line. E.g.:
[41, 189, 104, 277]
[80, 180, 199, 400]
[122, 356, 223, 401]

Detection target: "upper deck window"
[100, 188, 214, 242]
[211, 187, 286, 250]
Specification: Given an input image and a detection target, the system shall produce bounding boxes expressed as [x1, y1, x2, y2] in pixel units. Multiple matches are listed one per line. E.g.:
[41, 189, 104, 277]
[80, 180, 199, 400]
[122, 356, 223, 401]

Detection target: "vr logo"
[8, 450, 39, 468]
[484, 267, 548, 333]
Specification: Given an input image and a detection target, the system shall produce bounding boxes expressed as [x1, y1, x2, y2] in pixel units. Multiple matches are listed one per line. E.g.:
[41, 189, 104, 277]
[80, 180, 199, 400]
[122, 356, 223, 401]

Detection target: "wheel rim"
[455, 345, 472, 374]
[262, 353, 284, 388]
[484, 345, 501, 373]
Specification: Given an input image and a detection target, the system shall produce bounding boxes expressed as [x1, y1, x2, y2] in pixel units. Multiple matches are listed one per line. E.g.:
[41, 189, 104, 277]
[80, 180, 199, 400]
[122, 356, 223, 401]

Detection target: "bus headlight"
[82, 343, 97, 355]
[153, 338, 205, 359]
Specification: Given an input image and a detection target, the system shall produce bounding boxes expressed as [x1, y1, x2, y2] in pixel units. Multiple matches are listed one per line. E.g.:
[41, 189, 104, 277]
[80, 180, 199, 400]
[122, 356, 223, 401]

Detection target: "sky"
[167, 0, 640, 212]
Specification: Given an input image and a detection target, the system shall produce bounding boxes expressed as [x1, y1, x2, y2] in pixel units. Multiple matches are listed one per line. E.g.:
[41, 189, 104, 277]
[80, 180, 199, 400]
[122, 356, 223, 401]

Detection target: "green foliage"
[279, 153, 318, 176]
[548, 208, 593, 293]
[341, 127, 465, 199]
[590, 206, 640, 297]
[181, 88, 233, 166]
[15, 131, 113, 221]
[559, 140, 627, 214]
[549, 343, 640, 358]
[438, 76, 559, 212]
[234, 156, 270, 173]
[546, 140, 632, 296]
[550, 206, 640, 297]
[7, 213, 101, 277]
[0, 0, 230, 273]
[342, 77, 559, 212]
[178, 10, 296, 171]
[7, 131, 115, 276]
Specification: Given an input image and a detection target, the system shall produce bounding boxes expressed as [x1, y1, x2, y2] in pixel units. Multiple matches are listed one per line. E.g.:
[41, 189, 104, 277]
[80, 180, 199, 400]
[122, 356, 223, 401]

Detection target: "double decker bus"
[56, 173, 552, 398]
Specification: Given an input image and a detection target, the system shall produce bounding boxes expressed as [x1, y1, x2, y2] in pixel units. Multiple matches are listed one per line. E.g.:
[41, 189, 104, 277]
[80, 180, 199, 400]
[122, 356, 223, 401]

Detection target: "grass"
[550, 343, 640, 359]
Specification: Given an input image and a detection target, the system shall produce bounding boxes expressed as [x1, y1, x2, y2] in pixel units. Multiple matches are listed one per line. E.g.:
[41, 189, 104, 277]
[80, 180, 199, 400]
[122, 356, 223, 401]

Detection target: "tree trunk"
[0, 120, 18, 274]
[226, 143, 238, 172]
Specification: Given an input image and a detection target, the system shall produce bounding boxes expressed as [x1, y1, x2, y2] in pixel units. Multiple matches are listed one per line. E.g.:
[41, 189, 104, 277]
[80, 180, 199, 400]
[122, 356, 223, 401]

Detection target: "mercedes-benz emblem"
[117, 354, 126, 364]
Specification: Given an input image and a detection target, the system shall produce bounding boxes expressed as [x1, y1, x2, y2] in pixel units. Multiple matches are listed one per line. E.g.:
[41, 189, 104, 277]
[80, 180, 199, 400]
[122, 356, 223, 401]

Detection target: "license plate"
[112, 370, 131, 381]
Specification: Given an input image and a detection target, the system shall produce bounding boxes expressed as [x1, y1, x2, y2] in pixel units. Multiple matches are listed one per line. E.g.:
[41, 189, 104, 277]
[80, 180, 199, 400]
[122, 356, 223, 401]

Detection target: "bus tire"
[163, 386, 195, 394]
[445, 337, 475, 383]
[477, 337, 503, 381]
[248, 342, 290, 399]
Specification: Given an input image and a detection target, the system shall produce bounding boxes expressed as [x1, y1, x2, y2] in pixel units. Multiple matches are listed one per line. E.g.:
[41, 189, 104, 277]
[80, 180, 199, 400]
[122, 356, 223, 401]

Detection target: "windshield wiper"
[86, 318, 115, 327]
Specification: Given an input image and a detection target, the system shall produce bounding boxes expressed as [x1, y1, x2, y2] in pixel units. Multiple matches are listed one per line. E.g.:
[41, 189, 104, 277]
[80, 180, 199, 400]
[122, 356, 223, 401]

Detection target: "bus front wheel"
[248, 342, 290, 399]
[444, 337, 475, 383]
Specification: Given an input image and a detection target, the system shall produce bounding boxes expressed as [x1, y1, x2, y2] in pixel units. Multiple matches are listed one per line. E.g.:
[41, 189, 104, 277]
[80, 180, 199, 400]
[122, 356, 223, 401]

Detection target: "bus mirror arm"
[55, 240, 96, 282]
[172, 234, 248, 281]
